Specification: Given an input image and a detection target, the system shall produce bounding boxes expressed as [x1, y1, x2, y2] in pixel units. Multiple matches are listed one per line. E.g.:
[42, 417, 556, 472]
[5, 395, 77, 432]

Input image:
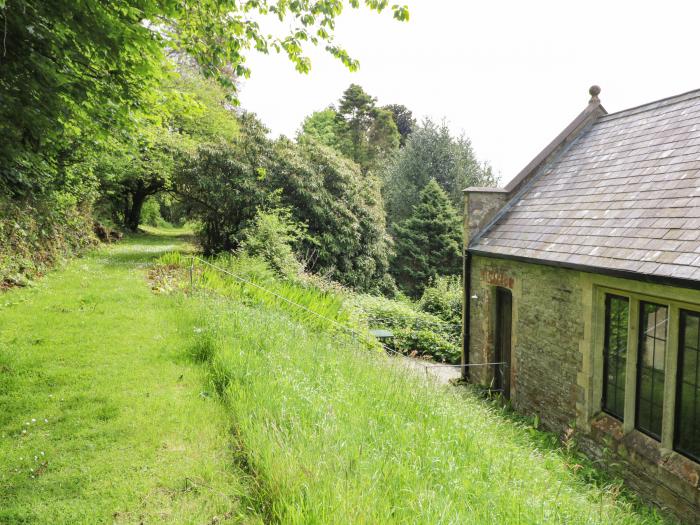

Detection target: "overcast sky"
[237, 0, 700, 186]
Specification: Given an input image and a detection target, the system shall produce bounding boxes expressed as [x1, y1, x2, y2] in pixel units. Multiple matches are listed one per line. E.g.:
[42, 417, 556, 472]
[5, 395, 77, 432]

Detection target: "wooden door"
[495, 288, 512, 399]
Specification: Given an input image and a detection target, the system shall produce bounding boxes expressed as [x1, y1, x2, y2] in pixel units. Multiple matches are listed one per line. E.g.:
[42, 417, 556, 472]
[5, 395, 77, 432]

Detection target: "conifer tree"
[391, 179, 462, 297]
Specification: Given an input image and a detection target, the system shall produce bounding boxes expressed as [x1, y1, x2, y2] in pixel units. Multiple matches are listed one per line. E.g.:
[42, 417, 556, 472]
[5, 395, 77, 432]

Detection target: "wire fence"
[188, 256, 504, 383]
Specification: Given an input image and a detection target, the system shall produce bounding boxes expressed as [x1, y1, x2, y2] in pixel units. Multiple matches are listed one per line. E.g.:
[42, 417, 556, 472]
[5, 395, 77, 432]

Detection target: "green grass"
[0, 229, 677, 524]
[0, 229, 258, 524]
[182, 256, 674, 524]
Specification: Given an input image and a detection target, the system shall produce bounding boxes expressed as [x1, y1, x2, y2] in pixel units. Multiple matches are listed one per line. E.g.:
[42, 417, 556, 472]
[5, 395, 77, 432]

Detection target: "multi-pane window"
[636, 302, 668, 440]
[602, 295, 629, 419]
[675, 310, 700, 461]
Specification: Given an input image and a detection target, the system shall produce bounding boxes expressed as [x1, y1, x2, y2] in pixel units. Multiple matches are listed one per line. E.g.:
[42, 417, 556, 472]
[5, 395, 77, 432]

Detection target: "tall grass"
[183, 266, 672, 524]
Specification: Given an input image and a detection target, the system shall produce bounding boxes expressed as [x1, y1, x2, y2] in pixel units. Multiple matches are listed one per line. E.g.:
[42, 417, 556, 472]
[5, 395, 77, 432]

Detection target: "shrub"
[0, 193, 97, 287]
[418, 275, 462, 325]
[348, 293, 461, 363]
[140, 197, 168, 227]
[238, 207, 305, 278]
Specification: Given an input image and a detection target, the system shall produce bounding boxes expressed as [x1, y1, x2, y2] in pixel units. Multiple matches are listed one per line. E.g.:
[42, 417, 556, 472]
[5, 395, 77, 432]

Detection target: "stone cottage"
[462, 86, 700, 521]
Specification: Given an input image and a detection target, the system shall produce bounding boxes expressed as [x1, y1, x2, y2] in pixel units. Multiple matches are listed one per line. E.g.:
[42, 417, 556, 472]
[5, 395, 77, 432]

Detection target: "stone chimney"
[462, 187, 509, 249]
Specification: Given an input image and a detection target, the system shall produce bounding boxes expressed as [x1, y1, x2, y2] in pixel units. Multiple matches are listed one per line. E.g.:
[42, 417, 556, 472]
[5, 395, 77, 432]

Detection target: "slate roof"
[471, 89, 700, 284]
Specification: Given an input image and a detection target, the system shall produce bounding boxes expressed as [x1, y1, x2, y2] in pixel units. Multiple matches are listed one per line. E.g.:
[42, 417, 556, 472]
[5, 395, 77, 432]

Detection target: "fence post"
[189, 256, 194, 293]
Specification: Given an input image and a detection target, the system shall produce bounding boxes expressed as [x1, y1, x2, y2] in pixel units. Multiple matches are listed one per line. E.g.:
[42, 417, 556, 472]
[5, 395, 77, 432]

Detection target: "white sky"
[237, 0, 700, 186]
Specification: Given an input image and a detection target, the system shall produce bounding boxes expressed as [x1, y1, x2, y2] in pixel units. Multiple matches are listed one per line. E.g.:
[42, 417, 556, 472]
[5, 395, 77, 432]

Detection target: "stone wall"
[466, 254, 700, 523]
[468, 256, 584, 430]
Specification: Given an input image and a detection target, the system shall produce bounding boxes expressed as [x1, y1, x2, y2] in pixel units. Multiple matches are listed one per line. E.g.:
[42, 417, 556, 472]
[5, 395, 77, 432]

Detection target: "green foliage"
[418, 275, 463, 325]
[175, 113, 273, 254]
[139, 197, 168, 228]
[270, 138, 392, 291]
[350, 293, 461, 363]
[391, 180, 463, 297]
[239, 207, 305, 278]
[0, 195, 97, 287]
[299, 85, 401, 172]
[381, 118, 497, 225]
[383, 103, 416, 146]
[298, 108, 345, 150]
[335, 84, 400, 171]
[0, 0, 407, 274]
[0, 0, 408, 199]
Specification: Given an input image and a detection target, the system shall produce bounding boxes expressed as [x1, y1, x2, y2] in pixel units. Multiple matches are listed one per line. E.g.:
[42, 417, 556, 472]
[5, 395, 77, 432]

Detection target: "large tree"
[270, 138, 392, 291]
[300, 84, 400, 172]
[391, 179, 462, 298]
[384, 104, 416, 147]
[0, 0, 408, 199]
[381, 118, 497, 226]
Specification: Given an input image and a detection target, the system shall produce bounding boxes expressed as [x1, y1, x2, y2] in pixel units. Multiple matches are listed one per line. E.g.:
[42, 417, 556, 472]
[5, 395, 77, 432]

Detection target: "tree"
[381, 118, 497, 226]
[298, 108, 344, 151]
[95, 70, 239, 231]
[384, 104, 416, 146]
[391, 179, 462, 298]
[270, 138, 392, 291]
[174, 113, 272, 253]
[333, 84, 400, 171]
[0, 0, 408, 199]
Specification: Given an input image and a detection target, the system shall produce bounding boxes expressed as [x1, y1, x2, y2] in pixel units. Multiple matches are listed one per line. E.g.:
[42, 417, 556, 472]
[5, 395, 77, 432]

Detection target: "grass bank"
[180, 254, 674, 524]
[0, 229, 257, 524]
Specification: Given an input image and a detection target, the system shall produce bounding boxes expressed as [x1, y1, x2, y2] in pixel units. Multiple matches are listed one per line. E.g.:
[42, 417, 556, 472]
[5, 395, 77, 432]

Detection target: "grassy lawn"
[0, 229, 676, 524]
[0, 230, 256, 524]
[180, 255, 673, 525]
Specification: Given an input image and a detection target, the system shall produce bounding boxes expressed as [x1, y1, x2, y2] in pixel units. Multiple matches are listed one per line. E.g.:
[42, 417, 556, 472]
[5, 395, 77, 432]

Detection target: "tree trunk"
[125, 189, 147, 232]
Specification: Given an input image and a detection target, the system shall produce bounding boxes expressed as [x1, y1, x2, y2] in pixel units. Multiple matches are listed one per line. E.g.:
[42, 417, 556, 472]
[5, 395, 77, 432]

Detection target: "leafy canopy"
[391, 179, 462, 297]
[382, 118, 497, 226]
[0, 0, 408, 197]
[299, 84, 401, 172]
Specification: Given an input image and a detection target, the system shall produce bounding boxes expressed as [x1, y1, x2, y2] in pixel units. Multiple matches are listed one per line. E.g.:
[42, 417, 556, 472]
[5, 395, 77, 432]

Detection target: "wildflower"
[194, 327, 203, 334]
[44, 419, 48, 423]
[40, 451, 45, 456]
[21, 430, 27, 435]
[31, 418, 36, 423]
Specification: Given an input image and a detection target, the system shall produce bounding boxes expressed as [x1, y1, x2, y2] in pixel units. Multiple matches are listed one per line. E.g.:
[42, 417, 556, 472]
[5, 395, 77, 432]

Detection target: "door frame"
[494, 287, 513, 399]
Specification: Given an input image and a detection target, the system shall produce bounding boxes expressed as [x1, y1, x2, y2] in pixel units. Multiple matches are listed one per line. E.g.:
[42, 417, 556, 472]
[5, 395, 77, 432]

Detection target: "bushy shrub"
[349, 293, 461, 363]
[140, 197, 168, 227]
[418, 275, 462, 325]
[392, 327, 458, 363]
[0, 193, 97, 287]
[238, 207, 305, 278]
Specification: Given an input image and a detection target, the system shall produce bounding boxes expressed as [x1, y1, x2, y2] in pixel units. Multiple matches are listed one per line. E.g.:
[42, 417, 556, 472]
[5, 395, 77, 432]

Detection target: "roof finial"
[589, 85, 601, 103]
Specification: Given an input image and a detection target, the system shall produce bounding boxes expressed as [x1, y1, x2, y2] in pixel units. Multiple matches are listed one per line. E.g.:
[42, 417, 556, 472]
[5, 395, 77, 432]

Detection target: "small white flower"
[44, 419, 48, 423]
[34, 456, 38, 461]
[31, 419, 36, 423]
[21, 430, 27, 434]
[193, 327, 203, 333]
[40, 451, 45, 456]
